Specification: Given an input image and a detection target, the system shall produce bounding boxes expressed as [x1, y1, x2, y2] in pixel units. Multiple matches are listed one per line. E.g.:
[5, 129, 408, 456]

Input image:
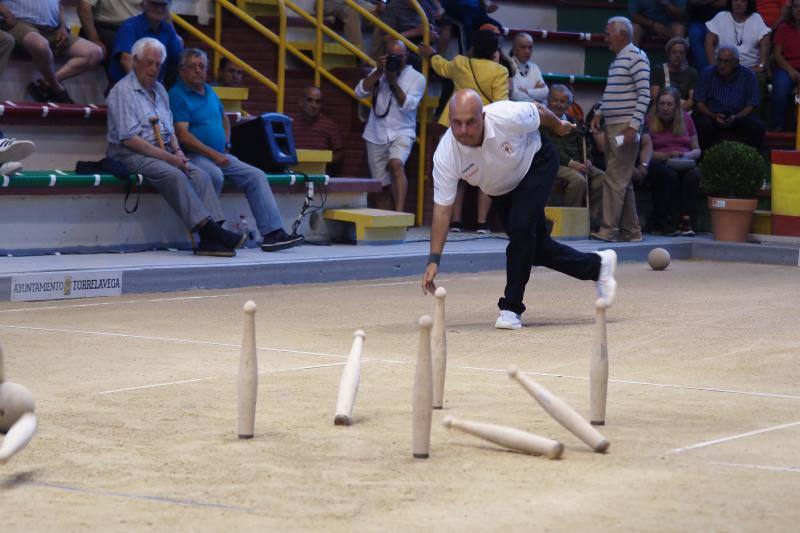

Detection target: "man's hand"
[211, 152, 230, 168]
[375, 54, 388, 73]
[622, 127, 638, 144]
[422, 263, 438, 295]
[417, 43, 436, 59]
[568, 160, 589, 174]
[55, 26, 70, 49]
[91, 39, 108, 60]
[3, 12, 17, 28]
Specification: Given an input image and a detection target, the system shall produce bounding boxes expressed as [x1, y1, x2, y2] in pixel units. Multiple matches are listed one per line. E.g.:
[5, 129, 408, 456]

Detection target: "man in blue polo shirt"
[169, 48, 303, 252]
[109, 0, 182, 85]
[693, 45, 764, 151]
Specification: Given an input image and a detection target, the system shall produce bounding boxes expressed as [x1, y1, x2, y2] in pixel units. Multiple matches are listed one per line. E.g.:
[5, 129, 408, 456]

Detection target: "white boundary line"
[671, 421, 800, 454]
[705, 461, 800, 474]
[95, 363, 348, 395]
[4, 323, 799, 401]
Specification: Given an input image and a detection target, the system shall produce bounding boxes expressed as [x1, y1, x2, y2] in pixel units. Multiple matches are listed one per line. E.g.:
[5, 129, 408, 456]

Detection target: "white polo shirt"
[432, 100, 542, 206]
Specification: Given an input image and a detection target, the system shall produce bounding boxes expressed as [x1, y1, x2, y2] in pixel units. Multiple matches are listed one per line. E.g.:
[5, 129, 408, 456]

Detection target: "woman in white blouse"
[704, 0, 771, 72]
[508, 32, 548, 104]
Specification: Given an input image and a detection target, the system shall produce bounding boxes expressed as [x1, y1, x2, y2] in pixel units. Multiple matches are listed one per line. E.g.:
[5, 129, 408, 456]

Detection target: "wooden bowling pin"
[431, 287, 447, 409]
[412, 315, 434, 459]
[442, 416, 563, 459]
[589, 304, 609, 426]
[237, 301, 258, 439]
[507, 366, 609, 452]
[0, 412, 37, 464]
[334, 329, 366, 426]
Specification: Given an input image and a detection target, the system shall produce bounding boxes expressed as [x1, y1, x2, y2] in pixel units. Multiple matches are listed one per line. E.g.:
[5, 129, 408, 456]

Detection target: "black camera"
[385, 54, 402, 72]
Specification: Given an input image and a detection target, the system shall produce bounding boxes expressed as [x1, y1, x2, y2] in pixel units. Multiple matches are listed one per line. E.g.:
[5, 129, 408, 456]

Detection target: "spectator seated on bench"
[542, 84, 605, 209]
[770, 1, 800, 131]
[694, 45, 765, 151]
[77, 0, 142, 71]
[169, 48, 303, 253]
[651, 37, 699, 112]
[0, 0, 103, 103]
[509, 32, 548, 105]
[645, 86, 701, 236]
[109, 0, 183, 88]
[288, 86, 344, 176]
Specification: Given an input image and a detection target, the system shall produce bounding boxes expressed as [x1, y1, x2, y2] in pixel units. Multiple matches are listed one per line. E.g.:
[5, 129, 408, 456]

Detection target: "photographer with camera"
[355, 40, 426, 212]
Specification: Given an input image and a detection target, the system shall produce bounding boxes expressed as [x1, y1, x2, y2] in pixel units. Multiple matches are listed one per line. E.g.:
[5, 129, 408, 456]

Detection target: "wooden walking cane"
[149, 116, 166, 150]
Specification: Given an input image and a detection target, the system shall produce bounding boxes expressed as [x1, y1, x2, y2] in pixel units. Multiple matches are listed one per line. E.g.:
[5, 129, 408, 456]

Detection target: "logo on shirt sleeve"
[501, 141, 513, 156]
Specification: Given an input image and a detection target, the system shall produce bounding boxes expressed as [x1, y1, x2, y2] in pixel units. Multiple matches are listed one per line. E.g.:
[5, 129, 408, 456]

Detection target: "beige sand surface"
[0, 260, 798, 531]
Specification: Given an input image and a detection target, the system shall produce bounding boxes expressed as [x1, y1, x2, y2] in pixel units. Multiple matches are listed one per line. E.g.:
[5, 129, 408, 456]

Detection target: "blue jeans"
[688, 22, 709, 71]
[188, 153, 284, 236]
[770, 67, 797, 131]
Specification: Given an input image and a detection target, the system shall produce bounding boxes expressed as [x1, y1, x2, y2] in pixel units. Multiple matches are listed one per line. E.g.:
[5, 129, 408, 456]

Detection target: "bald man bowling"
[422, 89, 617, 329]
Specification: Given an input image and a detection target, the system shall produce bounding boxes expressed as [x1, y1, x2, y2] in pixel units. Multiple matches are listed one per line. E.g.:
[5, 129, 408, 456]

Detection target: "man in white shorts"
[422, 89, 618, 330]
[355, 40, 426, 212]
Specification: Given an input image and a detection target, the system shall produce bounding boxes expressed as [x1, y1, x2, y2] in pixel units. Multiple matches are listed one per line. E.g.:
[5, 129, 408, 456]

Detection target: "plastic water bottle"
[237, 214, 255, 248]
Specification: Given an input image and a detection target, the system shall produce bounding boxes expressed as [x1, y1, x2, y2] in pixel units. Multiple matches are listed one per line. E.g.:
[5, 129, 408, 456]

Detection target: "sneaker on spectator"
[475, 222, 491, 234]
[449, 221, 463, 233]
[495, 309, 522, 329]
[261, 229, 304, 252]
[594, 249, 617, 308]
[0, 139, 35, 162]
[0, 161, 23, 175]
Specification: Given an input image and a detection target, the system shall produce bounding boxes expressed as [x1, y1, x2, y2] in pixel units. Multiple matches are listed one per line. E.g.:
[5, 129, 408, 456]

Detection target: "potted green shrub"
[699, 141, 766, 242]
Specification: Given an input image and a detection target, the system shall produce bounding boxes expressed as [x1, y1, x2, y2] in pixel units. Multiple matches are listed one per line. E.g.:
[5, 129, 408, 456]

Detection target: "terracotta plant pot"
[708, 197, 758, 242]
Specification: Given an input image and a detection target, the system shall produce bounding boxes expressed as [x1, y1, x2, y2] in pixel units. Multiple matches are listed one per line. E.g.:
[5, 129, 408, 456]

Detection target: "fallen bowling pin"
[507, 366, 609, 453]
[334, 330, 366, 426]
[431, 287, 447, 409]
[412, 315, 434, 459]
[443, 416, 563, 459]
[589, 303, 609, 426]
[237, 301, 258, 439]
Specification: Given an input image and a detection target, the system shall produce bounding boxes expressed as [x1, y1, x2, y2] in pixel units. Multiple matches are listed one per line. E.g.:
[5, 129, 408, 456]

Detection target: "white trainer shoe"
[0, 139, 35, 163]
[495, 310, 522, 330]
[594, 249, 617, 308]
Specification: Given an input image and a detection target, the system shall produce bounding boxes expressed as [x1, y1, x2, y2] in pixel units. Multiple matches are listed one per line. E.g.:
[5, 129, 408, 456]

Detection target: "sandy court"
[0, 260, 799, 531]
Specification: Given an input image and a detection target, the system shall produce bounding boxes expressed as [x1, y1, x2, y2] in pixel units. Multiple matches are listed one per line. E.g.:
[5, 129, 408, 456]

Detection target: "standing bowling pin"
[334, 330, 366, 426]
[431, 287, 447, 409]
[589, 304, 609, 426]
[442, 416, 563, 459]
[412, 315, 434, 459]
[507, 366, 609, 452]
[237, 301, 258, 439]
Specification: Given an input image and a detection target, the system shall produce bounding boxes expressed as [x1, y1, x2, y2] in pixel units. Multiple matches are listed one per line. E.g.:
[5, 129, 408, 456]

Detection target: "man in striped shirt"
[590, 16, 651, 242]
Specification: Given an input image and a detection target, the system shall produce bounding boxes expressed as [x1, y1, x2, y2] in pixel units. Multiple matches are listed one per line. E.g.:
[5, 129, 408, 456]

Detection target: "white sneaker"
[495, 310, 522, 329]
[0, 161, 23, 175]
[594, 249, 617, 308]
[0, 139, 35, 163]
